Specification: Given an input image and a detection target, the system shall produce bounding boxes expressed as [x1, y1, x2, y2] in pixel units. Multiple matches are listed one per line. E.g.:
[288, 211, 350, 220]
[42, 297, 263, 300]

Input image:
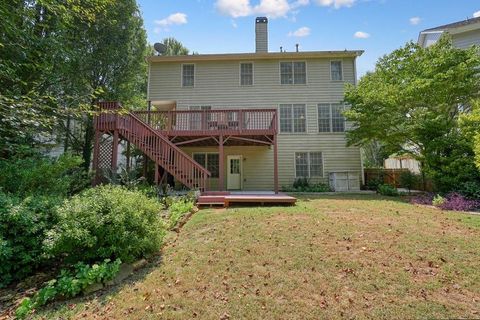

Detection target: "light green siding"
[149, 56, 362, 190]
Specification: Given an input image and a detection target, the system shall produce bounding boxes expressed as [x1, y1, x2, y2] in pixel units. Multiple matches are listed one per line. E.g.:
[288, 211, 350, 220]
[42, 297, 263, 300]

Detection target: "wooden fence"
[364, 168, 433, 191]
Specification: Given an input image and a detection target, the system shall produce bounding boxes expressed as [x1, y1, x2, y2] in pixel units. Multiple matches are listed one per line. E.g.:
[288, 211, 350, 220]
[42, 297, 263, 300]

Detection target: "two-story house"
[93, 17, 364, 195]
[418, 16, 480, 48]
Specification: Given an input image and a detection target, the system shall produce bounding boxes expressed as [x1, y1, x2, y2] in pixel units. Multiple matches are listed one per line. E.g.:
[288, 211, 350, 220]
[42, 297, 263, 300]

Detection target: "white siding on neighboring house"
[452, 29, 480, 49]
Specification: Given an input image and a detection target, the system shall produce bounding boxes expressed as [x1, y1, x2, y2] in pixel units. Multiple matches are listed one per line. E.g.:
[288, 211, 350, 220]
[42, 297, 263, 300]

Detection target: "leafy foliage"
[439, 193, 479, 212]
[0, 153, 87, 197]
[167, 197, 194, 229]
[377, 184, 399, 196]
[16, 259, 121, 319]
[344, 36, 480, 192]
[45, 185, 166, 264]
[0, 193, 61, 287]
[399, 171, 420, 193]
[283, 179, 332, 192]
[432, 194, 445, 207]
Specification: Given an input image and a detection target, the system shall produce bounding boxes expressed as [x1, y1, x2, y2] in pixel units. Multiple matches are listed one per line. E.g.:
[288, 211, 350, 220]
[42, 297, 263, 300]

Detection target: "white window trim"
[316, 103, 346, 134]
[330, 60, 344, 82]
[294, 152, 325, 178]
[239, 62, 254, 86]
[278, 103, 307, 134]
[181, 63, 196, 88]
[279, 61, 308, 85]
[192, 152, 219, 178]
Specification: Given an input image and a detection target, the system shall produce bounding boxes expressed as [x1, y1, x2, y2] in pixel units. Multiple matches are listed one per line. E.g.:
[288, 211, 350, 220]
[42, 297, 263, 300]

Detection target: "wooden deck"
[197, 191, 297, 207]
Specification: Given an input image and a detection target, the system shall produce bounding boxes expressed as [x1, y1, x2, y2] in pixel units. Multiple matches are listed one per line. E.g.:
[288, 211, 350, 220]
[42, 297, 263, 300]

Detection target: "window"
[280, 62, 306, 84]
[240, 63, 253, 85]
[279, 104, 306, 133]
[317, 103, 345, 133]
[182, 64, 194, 87]
[295, 152, 323, 177]
[193, 153, 219, 178]
[331, 61, 343, 81]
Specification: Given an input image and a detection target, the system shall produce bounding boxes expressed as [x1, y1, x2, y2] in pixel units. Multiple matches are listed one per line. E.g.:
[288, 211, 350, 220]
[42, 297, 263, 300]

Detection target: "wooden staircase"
[94, 102, 210, 191]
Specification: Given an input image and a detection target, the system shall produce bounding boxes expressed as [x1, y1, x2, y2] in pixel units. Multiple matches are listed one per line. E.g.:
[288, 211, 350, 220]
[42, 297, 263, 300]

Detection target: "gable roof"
[147, 50, 364, 63]
[421, 16, 480, 33]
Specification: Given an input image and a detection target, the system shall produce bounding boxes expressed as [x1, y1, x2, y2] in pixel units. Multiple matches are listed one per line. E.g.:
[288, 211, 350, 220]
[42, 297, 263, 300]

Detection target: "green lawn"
[36, 195, 480, 319]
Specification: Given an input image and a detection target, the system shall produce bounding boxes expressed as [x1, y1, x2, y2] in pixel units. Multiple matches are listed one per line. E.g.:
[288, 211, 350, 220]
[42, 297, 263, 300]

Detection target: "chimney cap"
[256, 17, 268, 23]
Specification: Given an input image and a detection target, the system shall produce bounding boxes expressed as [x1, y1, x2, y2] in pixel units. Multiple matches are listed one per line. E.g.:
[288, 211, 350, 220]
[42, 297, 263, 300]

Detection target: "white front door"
[227, 155, 242, 190]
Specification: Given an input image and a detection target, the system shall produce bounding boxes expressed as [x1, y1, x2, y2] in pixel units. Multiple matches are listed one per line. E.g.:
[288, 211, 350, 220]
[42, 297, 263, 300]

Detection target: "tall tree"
[344, 36, 480, 191]
[160, 37, 189, 56]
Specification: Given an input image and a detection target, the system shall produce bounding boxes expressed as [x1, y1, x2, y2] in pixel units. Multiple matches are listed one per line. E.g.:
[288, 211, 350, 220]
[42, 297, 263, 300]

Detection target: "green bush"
[377, 184, 399, 196]
[0, 193, 61, 287]
[16, 259, 121, 319]
[0, 153, 87, 197]
[432, 194, 446, 207]
[168, 197, 194, 229]
[399, 171, 420, 193]
[292, 178, 310, 189]
[365, 177, 384, 191]
[282, 180, 332, 192]
[45, 185, 166, 264]
[457, 181, 480, 200]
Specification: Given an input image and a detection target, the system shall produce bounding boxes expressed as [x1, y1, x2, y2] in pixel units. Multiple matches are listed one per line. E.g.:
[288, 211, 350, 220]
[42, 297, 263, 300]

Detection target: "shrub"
[168, 197, 194, 229]
[45, 185, 166, 264]
[456, 181, 480, 200]
[399, 171, 420, 193]
[365, 177, 383, 191]
[410, 193, 434, 205]
[439, 192, 480, 212]
[377, 184, 399, 196]
[432, 194, 446, 207]
[293, 178, 310, 190]
[0, 193, 61, 287]
[16, 259, 121, 319]
[0, 153, 87, 197]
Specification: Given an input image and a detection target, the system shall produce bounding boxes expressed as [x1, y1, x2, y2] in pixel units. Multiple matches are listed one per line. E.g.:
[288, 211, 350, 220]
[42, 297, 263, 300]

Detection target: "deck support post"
[92, 130, 101, 186]
[111, 129, 119, 174]
[126, 141, 131, 171]
[219, 135, 225, 191]
[273, 134, 279, 194]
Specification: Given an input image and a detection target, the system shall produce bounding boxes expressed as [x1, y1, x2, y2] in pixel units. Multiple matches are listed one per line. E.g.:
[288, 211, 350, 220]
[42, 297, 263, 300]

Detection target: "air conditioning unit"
[329, 171, 360, 192]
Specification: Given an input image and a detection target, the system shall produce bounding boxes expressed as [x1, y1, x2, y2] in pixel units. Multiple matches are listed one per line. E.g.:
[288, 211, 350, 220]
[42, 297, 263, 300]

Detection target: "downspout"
[353, 55, 365, 186]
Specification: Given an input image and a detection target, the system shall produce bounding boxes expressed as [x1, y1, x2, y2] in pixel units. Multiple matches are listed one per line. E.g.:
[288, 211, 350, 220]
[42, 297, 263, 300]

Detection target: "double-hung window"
[279, 104, 306, 133]
[330, 61, 343, 81]
[193, 153, 219, 178]
[182, 64, 195, 87]
[240, 63, 253, 85]
[318, 103, 345, 133]
[280, 62, 306, 84]
[295, 152, 323, 177]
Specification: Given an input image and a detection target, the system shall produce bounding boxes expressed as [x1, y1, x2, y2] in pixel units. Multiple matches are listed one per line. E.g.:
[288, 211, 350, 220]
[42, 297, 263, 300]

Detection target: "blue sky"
[137, 0, 480, 77]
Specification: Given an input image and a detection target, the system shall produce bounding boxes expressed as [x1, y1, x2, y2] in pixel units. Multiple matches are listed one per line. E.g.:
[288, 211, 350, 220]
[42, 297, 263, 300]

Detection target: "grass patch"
[34, 195, 480, 319]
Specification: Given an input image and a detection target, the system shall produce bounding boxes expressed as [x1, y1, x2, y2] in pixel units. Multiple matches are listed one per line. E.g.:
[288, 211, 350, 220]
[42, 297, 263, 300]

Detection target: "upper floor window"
[240, 63, 253, 86]
[280, 62, 306, 84]
[295, 152, 323, 177]
[182, 64, 195, 87]
[279, 104, 306, 133]
[330, 61, 343, 81]
[318, 103, 345, 133]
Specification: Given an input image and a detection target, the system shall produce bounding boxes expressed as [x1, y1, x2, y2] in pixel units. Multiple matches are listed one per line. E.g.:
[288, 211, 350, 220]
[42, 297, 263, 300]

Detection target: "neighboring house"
[94, 17, 364, 192]
[418, 16, 480, 48]
[385, 17, 480, 173]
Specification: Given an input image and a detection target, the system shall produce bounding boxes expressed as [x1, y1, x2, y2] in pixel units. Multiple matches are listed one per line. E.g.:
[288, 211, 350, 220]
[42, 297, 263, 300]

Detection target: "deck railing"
[94, 102, 211, 191]
[133, 109, 277, 136]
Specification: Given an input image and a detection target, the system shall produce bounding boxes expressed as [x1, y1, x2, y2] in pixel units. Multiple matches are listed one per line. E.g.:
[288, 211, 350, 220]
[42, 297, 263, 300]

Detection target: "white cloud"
[316, 0, 355, 9]
[474, 10, 480, 18]
[231, 19, 238, 28]
[409, 16, 421, 25]
[216, 0, 252, 18]
[354, 31, 370, 39]
[215, 0, 309, 19]
[154, 13, 187, 33]
[288, 26, 311, 37]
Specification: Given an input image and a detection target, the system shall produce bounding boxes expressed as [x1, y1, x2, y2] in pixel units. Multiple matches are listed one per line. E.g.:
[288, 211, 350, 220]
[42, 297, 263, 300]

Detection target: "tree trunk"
[82, 114, 94, 171]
